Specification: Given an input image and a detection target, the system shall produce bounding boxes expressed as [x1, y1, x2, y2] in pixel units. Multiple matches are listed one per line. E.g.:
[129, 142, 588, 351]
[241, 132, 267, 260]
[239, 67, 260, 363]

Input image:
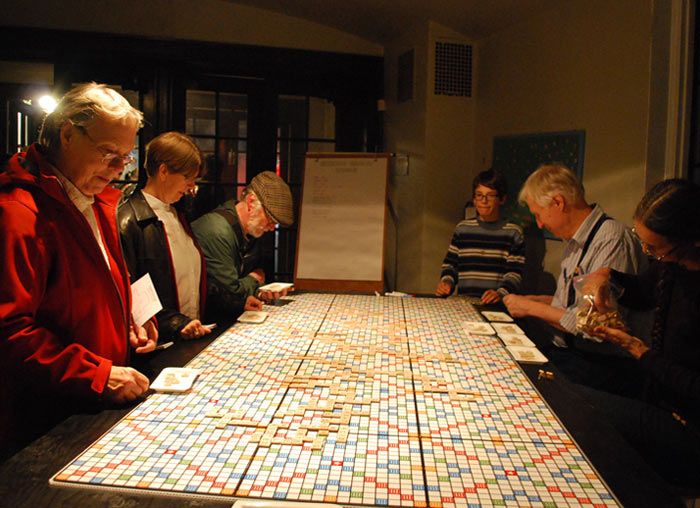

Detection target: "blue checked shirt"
[551, 204, 649, 344]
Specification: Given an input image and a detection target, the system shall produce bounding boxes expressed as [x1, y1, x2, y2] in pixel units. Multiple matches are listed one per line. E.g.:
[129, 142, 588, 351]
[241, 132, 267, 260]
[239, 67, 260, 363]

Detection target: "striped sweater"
[440, 217, 525, 297]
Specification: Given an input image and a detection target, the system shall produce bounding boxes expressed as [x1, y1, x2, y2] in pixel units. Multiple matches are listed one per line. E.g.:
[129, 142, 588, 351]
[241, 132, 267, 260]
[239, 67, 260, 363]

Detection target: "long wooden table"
[0, 295, 685, 508]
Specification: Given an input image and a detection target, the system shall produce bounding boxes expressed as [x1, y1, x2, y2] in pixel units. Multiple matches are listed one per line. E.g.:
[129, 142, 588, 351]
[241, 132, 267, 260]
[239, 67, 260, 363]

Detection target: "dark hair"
[144, 131, 205, 180]
[472, 169, 507, 197]
[635, 179, 700, 352]
[634, 178, 700, 245]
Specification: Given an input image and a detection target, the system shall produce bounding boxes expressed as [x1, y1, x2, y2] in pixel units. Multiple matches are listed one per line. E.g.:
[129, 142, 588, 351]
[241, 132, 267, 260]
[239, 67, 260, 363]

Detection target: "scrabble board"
[51, 294, 620, 507]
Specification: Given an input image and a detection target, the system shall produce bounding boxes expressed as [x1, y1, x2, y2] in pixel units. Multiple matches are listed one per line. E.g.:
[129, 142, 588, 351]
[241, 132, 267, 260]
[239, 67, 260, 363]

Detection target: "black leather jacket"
[118, 189, 207, 340]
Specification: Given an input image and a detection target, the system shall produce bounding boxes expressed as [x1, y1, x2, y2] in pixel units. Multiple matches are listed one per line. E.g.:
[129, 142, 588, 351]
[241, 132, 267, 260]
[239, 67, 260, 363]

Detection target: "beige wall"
[473, 0, 653, 280]
[384, 22, 477, 294]
[384, 0, 659, 293]
[423, 22, 477, 291]
[384, 22, 430, 293]
[1, 0, 382, 56]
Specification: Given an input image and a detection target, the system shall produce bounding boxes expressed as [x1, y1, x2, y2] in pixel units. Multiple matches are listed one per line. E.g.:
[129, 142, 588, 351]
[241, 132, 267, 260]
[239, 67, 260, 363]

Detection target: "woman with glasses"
[580, 178, 700, 488]
[118, 132, 215, 342]
[436, 169, 525, 304]
[0, 83, 155, 459]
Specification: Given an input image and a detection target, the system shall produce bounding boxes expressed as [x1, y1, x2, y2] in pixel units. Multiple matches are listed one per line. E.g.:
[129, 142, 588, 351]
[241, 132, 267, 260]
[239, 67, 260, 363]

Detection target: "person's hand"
[180, 319, 213, 340]
[592, 325, 650, 360]
[480, 289, 501, 305]
[245, 295, 263, 311]
[502, 294, 532, 318]
[104, 366, 149, 404]
[130, 320, 157, 353]
[249, 268, 265, 284]
[435, 281, 452, 297]
[144, 319, 157, 343]
[258, 285, 293, 302]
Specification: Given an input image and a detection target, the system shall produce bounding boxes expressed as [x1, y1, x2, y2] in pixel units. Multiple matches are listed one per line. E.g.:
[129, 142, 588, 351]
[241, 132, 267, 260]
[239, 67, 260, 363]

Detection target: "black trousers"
[575, 384, 700, 488]
[546, 344, 644, 397]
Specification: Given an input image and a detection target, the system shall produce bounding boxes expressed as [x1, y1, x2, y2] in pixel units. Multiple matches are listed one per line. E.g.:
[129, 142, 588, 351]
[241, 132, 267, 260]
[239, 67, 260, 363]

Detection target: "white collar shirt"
[143, 192, 201, 320]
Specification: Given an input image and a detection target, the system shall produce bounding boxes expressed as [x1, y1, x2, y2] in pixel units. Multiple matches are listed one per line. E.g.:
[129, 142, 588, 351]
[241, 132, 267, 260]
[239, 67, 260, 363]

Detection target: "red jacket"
[0, 144, 132, 452]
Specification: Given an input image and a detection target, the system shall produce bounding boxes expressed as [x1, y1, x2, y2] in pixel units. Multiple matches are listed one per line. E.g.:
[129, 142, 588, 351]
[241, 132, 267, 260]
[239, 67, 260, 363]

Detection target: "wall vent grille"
[434, 41, 472, 97]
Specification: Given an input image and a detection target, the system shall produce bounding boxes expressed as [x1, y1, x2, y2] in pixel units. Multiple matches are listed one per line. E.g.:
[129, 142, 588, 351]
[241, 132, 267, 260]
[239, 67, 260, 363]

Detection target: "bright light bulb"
[38, 95, 57, 113]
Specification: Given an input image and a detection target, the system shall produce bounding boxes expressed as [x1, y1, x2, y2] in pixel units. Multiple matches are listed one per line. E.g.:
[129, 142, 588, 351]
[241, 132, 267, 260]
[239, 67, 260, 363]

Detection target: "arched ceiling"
[226, 0, 566, 44]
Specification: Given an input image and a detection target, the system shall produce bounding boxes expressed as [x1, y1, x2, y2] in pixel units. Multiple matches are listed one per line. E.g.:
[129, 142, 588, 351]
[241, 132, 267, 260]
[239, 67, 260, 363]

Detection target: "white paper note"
[295, 157, 387, 281]
[506, 345, 548, 364]
[258, 282, 294, 292]
[131, 273, 163, 326]
[491, 322, 525, 336]
[151, 368, 200, 392]
[238, 311, 269, 323]
[462, 321, 496, 335]
[480, 311, 513, 322]
[498, 333, 536, 348]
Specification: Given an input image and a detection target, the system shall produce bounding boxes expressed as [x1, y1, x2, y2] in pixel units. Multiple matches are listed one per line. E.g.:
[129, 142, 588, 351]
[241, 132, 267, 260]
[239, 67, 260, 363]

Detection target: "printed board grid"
[51, 293, 620, 507]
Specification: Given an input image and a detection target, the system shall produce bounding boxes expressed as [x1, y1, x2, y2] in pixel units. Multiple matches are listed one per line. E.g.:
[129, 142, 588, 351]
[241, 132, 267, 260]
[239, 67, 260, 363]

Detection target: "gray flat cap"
[248, 171, 294, 227]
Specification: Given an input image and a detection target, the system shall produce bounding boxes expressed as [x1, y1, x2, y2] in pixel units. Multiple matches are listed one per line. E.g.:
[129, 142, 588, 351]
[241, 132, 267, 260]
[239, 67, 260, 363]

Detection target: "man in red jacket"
[0, 83, 157, 460]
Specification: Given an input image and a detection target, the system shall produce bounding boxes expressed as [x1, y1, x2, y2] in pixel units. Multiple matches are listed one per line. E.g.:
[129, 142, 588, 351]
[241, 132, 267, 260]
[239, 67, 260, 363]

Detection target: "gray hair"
[518, 164, 585, 207]
[38, 82, 144, 157]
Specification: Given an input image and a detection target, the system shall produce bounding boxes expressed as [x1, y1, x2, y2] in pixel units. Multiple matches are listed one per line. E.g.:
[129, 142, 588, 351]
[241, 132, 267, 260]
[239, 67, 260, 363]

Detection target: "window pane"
[218, 138, 247, 184]
[189, 182, 226, 218]
[117, 164, 139, 183]
[274, 94, 337, 282]
[193, 137, 215, 162]
[278, 95, 307, 139]
[193, 136, 215, 155]
[191, 137, 215, 181]
[277, 139, 306, 185]
[186, 90, 216, 136]
[219, 93, 247, 138]
[222, 184, 245, 203]
[308, 97, 335, 140]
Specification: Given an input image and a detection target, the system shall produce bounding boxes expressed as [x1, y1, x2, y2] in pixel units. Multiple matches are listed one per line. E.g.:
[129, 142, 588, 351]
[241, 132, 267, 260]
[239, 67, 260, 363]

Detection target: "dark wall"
[0, 26, 385, 163]
[689, 6, 700, 185]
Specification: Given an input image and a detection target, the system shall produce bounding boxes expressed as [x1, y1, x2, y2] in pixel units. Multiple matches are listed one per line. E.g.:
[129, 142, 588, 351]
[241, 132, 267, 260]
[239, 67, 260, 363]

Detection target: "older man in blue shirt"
[504, 165, 650, 393]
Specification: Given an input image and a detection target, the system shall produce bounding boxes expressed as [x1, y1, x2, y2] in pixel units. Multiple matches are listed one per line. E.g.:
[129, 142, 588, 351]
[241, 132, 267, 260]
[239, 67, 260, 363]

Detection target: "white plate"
[258, 282, 294, 292]
[238, 310, 269, 323]
[506, 345, 548, 364]
[462, 321, 495, 335]
[491, 322, 525, 335]
[151, 368, 200, 392]
[499, 333, 536, 348]
[480, 311, 513, 322]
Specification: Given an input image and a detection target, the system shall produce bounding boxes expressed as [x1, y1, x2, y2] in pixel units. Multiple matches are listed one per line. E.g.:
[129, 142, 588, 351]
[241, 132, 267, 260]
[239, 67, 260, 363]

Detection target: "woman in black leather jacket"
[118, 132, 215, 341]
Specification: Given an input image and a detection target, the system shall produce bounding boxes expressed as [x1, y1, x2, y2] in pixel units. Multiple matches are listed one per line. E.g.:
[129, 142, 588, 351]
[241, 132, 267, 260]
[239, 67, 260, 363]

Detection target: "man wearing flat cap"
[192, 171, 294, 305]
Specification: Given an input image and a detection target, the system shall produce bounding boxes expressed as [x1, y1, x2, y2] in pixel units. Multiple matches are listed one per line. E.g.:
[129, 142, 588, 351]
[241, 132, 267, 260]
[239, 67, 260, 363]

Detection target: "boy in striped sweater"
[436, 169, 525, 304]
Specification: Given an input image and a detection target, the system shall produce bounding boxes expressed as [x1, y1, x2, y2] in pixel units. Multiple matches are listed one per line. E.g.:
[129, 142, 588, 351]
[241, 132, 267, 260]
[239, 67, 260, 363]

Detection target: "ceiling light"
[38, 95, 57, 113]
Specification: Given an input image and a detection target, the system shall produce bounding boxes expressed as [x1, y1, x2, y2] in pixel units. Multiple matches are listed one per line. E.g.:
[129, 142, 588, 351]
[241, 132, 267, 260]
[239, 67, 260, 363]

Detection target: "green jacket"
[191, 200, 261, 299]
